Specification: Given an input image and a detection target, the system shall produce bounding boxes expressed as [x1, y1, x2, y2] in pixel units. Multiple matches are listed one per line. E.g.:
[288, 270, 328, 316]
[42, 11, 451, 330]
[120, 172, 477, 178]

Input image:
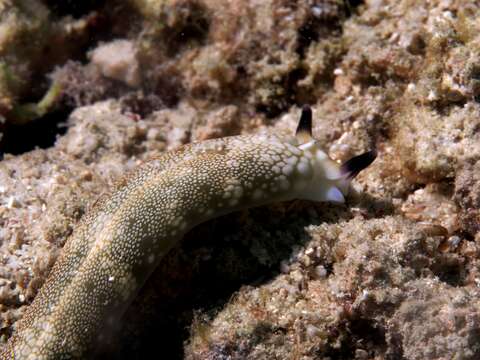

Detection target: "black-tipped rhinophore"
[340, 149, 377, 179]
[295, 105, 313, 143]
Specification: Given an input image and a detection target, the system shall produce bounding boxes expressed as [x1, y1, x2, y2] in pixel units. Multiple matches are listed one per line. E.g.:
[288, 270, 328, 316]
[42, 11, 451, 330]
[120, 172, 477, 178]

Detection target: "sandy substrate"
[1, 0, 480, 359]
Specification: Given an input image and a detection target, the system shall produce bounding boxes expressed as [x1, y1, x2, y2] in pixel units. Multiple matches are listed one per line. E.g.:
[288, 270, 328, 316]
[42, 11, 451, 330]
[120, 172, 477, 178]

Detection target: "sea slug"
[1, 106, 376, 359]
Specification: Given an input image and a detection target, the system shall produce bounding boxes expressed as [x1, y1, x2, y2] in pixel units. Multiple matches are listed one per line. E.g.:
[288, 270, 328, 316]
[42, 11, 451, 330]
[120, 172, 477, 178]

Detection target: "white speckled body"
[0, 132, 351, 359]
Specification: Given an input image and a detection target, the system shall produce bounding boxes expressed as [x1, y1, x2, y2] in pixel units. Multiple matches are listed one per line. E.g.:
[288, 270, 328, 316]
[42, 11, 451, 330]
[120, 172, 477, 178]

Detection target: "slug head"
[294, 106, 377, 203]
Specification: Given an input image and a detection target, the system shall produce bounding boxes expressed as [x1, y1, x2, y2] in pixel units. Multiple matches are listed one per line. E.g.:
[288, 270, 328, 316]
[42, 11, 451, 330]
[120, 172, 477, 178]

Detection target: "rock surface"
[1, 0, 480, 359]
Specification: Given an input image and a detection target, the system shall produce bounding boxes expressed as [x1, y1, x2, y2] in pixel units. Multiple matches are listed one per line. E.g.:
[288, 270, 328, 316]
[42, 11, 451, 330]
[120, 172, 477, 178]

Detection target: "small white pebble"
[315, 265, 327, 279]
[427, 90, 437, 101]
[7, 197, 19, 208]
[302, 255, 312, 267]
[448, 236, 461, 249]
[146, 128, 161, 141]
[359, 289, 370, 301]
[305, 247, 315, 256]
[389, 32, 400, 43]
[280, 260, 290, 274]
[334, 68, 344, 76]
[290, 270, 304, 284]
[311, 6, 323, 17]
[442, 10, 454, 19]
[306, 324, 321, 339]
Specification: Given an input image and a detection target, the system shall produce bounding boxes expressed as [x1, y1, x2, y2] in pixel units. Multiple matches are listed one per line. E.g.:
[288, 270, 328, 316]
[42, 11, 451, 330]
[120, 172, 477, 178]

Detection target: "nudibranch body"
[0, 106, 375, 359]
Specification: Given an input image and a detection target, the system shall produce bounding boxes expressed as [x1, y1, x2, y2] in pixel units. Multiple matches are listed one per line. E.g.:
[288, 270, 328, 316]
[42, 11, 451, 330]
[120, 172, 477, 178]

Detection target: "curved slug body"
[0, 107, 375, 359]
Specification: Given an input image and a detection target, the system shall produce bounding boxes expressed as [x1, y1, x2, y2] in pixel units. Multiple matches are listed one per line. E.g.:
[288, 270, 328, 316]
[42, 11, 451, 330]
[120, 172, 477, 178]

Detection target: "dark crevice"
[350, 317, 387, 346]
[433, 98, 469, 113]
[162, 1, 211, 57]
[119, 93, 170, 118]
[0, 107, 71, 158]
[325, 318, 387, 359]
[344, 0, 365, 17]
[461, 231, 475, 242]
[296, 14, 343, 58]
[256, 68, 310, 119]
[469, 65, 480, 103]
[324, 262, 334, 276]
[44, 0, 107, 19]
[433, 263, 464, 286]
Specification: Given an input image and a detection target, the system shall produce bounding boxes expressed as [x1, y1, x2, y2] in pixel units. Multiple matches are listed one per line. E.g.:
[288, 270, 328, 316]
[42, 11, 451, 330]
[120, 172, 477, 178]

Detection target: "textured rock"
[1, 0, 480, 359]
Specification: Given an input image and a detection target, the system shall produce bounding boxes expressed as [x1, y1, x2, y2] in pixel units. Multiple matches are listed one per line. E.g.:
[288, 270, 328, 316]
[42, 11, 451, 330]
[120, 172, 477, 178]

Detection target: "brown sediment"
[1, 0, 480, 359]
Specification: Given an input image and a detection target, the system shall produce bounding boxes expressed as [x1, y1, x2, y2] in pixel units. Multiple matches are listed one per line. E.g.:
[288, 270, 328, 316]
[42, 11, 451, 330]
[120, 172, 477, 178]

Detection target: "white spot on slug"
[282, 164, 294, 176]
[297, 161, 311, 176]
